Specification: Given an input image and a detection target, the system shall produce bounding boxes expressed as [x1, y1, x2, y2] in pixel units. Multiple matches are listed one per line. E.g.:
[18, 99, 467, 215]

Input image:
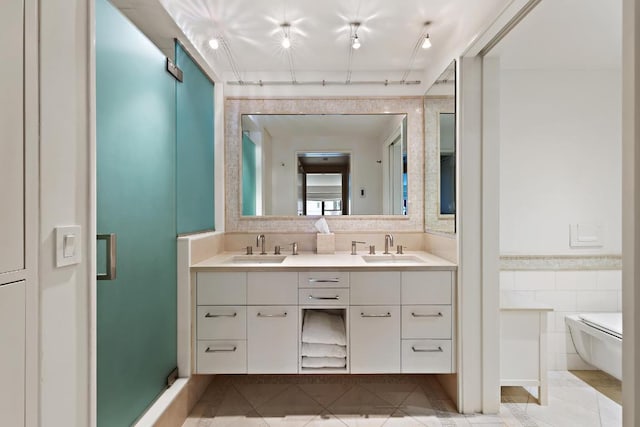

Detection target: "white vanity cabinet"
[194, 266, 455, 375]
[247, 272, 298, 373]
[196, 272, 247, 373]
[400, 271, 455, 373]
[350, 272, 401, 373]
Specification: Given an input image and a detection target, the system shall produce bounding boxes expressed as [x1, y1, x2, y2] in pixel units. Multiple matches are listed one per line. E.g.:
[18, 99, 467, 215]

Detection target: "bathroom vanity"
[191, 251, 456, 375]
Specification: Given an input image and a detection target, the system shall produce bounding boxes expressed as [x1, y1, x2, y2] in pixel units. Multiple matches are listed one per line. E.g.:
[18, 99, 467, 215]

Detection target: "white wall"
[499, 69, 622, 370]
[269, 135, 384, 215]
[500, 69, 622, 254]
[40, 0, 91, 425]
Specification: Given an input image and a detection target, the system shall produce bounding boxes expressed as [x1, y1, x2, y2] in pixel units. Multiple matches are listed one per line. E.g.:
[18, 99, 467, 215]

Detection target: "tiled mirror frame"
[225, 97, 425, 232]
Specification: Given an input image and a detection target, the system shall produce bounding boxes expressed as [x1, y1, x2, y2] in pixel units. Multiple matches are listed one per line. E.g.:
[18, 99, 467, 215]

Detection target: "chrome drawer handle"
[308, 278, 340, 283]
[205, 346, 237, 353]
[412, 346, 443, 353]
[257, 312, 287, 318]
[308, 295, 340, 300]
[361, 312, 391, 318]
[411, 312, 443, 318]
[204, 312, 237, 318]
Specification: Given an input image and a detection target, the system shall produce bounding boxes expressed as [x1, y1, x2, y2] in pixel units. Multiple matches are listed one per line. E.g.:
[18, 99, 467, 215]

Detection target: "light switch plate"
[56, 225, 82, 267]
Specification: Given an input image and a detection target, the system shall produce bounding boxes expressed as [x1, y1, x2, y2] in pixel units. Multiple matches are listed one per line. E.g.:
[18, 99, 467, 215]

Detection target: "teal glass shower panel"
[96, 0, 177, 425]
[175, 43, 215, 234]
[242, 133, 257, 216]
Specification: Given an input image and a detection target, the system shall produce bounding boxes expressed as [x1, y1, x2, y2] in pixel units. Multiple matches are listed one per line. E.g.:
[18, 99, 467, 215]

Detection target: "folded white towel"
[301, 343, 347, 358]
[302, 311, 346, 346]
[301, 356, 347, 369]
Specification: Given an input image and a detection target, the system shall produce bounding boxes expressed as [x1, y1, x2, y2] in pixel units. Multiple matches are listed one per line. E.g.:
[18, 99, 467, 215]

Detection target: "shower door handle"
[97, 233, 117, 280]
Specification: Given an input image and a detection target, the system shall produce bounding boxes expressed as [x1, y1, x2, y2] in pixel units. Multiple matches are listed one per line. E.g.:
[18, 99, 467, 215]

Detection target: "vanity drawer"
[401, 271, 452, 305]
[197, 272, 247, 305]
[197, 340, 247, 374]
[196, 306, 246, 340]
[350, 272, 400, 305]
[298, 271, 349, 288]
[402, 305, 452, 339]
[299, 288, 349, 305]
[401, 339, 452, 373]
[248, 272, 298, 305]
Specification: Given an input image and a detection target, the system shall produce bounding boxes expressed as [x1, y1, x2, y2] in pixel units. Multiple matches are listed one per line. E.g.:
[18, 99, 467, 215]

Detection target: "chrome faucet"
[256, 234, 267, 255]
[384, 234, 394, 254]
[351, 241, 366, 255]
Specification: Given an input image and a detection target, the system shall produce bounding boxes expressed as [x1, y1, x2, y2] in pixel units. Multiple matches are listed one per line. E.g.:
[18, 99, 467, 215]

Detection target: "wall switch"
[56, 225, 82, 267]
[570, 223, 603, 248]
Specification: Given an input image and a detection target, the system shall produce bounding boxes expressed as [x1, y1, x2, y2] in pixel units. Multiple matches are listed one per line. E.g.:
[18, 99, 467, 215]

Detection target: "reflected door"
[96, 0, 177, 425]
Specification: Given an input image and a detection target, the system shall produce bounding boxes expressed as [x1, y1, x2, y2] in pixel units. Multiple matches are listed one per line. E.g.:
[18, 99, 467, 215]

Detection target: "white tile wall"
[500, 269, 622, 370]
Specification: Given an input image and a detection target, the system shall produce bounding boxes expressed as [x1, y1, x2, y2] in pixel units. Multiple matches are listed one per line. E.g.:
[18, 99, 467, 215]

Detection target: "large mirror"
[241, 114, 408, 216]
[425, 60, 456, 234]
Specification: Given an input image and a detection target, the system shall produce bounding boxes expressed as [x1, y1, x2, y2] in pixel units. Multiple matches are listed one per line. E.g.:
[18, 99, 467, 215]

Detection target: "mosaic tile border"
[500, 254, 622, 271]
[225, 97, 425, 232]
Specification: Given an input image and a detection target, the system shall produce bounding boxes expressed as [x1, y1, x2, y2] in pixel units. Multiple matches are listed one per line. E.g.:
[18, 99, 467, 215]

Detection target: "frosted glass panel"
[96, 0, 177, 425]
[176, 43, 215, 234]
[242, 133, 257, 216]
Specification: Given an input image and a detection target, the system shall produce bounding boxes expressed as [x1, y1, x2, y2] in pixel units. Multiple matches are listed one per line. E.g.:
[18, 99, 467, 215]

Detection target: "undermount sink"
[226, 255, 286, 264]
[361, 255, 424, 264]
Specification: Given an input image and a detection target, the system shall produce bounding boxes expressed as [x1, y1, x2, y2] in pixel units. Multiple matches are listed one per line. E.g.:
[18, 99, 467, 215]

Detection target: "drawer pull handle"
[308, 278, 340, 283]
[205, 312, 237, 318]
[205, 346, 237, 353]
[361, 312, 391, 318]
[257, 312, 288, 318]
[411, 312, 443, 318]
[412, 346, 443, 353]
[308, 295, 340, 300]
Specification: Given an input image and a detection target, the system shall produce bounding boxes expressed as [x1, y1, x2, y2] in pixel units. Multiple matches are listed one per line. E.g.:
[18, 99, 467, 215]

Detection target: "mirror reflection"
[241, 114, 408, 216]
[425, 60, 456, 233]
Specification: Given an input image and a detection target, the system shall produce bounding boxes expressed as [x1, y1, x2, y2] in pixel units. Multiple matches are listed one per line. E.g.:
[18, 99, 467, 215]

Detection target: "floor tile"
[304, 412, 350, 427]
[361, 382, 419, 407]
[234, 382, 292, 408]
[298, 383, 354, 408]
[597, 393, 622, 427]
[256, 384, 324, 425]
[328, 385, 397, 427]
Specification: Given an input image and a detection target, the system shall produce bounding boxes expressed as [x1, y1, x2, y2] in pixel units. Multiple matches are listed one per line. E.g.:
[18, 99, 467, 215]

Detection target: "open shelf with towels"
[299, 308, 349, 373]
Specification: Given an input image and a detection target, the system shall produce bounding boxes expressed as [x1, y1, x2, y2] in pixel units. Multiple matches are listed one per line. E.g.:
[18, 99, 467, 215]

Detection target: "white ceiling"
[488, 0, 622, 69]
[114, 0, 512, 94]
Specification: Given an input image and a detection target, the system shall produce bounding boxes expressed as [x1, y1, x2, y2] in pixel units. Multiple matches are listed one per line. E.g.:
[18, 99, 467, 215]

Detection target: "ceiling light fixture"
[208, 38, 219, 50]
[421, 33, 432, 49]
[351, 22, 361, 50]
[281, 24, 291, 49]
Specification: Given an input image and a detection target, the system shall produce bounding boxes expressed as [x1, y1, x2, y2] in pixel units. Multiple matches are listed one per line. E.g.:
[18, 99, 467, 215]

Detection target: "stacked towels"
[301, 310, 347, 368]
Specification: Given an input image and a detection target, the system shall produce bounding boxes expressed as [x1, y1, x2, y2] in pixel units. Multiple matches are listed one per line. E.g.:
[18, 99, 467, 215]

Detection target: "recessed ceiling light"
[422, 34, 432, 49]
[208, 38, 219, 50]
[282, 35, 291, 49]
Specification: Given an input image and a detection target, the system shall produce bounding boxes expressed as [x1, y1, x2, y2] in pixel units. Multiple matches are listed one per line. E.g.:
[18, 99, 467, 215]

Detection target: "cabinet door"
[0, 281, 25, 427]
[248, 272, 297, 305]
[247, 306, 298, 373]
[350, 305, 400, 373]
[350, 272, 400, 305]
[0, 0, 25, 275]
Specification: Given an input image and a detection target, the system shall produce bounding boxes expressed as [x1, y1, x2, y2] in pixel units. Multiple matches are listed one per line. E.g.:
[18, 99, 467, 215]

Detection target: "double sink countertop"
[192, 251, 457, 272]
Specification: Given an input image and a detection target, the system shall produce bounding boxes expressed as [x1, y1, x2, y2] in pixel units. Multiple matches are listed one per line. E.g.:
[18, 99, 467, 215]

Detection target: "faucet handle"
[289, 242, 298, 255]
[274, 245, 281, 255]
[351, 241, 366, 255]
[396, 245, 405, 255]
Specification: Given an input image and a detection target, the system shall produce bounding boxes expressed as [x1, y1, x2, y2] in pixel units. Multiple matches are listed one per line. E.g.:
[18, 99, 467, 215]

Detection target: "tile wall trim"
[500, 254, 622, 271]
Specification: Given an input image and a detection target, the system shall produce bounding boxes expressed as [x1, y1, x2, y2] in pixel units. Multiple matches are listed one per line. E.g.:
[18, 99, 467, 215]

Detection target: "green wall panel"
[242, 133, 257, 216]
[175, 43, 215, 234]
[96, 0, 177, 425]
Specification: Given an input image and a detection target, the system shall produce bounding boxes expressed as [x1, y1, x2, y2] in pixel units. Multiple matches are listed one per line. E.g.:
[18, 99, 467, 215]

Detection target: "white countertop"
[500, 292, 553, 311]
[192, 251, 457, 271]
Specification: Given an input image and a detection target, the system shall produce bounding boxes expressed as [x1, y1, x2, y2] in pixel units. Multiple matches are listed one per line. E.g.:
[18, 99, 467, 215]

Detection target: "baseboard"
[134, 375, 213, 427]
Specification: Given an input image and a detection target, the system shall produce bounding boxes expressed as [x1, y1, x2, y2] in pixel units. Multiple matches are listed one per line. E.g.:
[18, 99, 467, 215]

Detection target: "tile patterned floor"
[182, 371, 622, 427]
